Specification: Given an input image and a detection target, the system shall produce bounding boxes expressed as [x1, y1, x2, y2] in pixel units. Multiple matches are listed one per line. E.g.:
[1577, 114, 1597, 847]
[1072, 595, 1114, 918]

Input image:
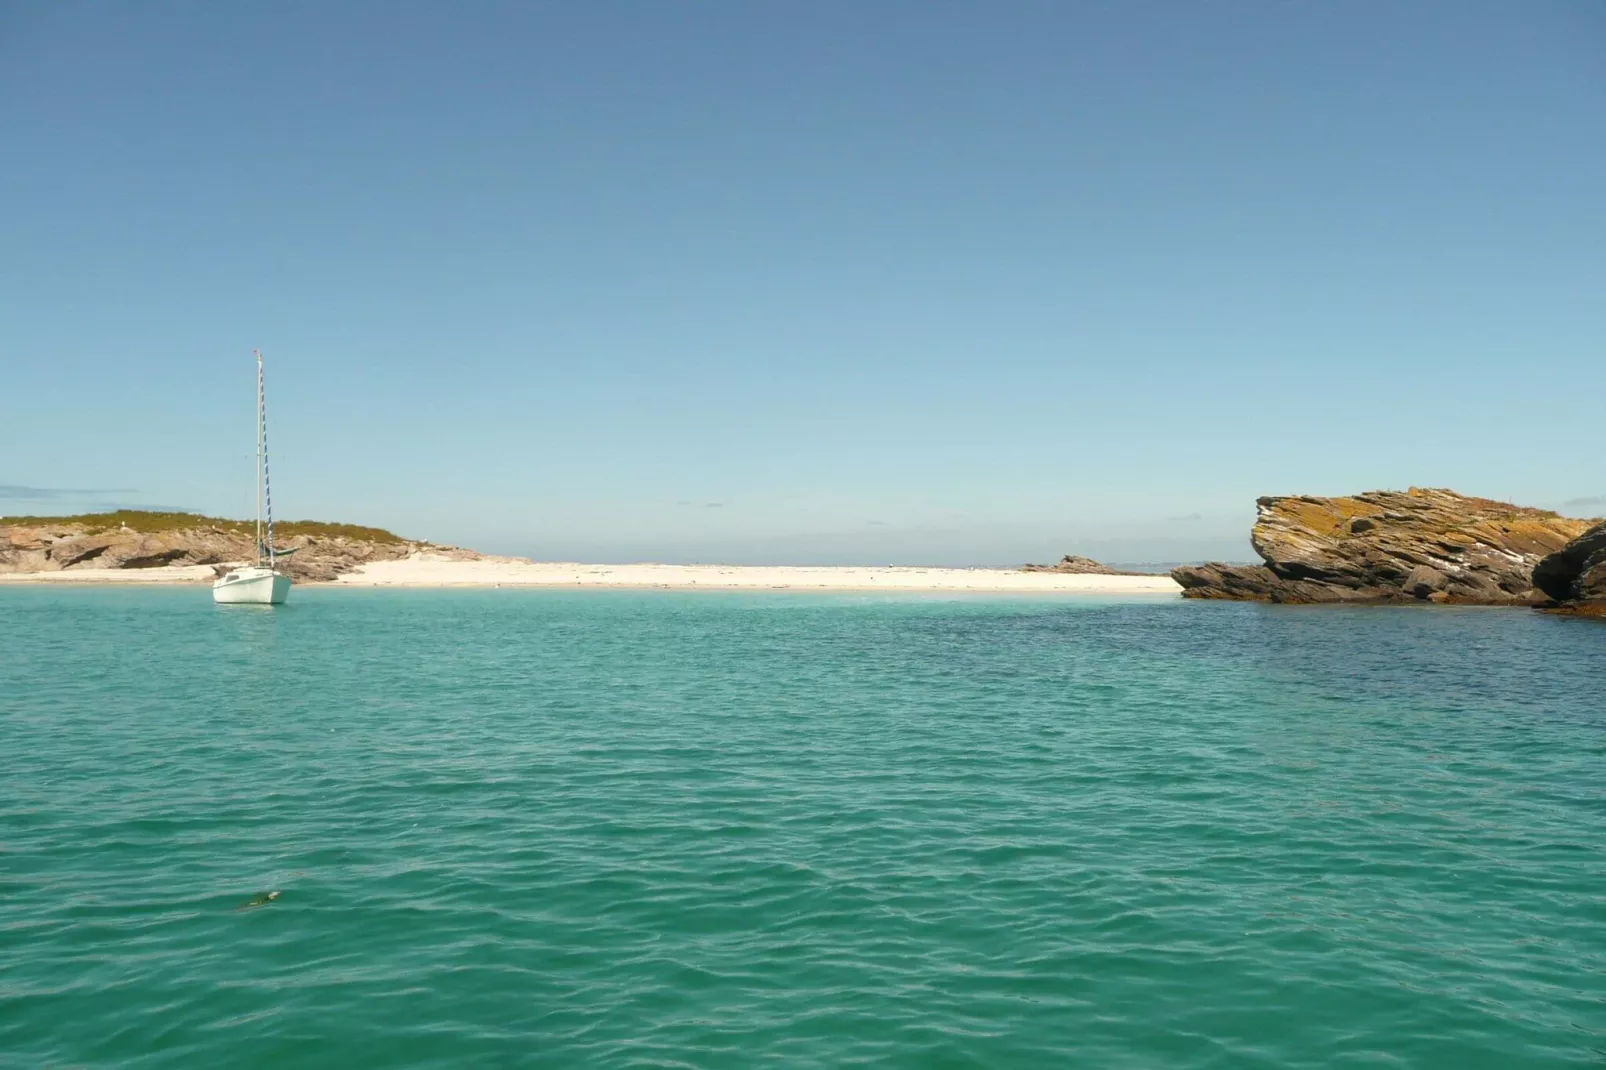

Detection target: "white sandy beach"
[0, 555, 1182, 594]
[331, 556, 1183, 593]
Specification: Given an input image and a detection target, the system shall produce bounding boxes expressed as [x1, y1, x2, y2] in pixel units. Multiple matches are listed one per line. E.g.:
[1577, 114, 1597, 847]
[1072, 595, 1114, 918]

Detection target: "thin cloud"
[1165, 512, 1204, 523]
[0, 483, 133, 501]
[1562, 495, 1606, 509]
[89, 502, 198, 514]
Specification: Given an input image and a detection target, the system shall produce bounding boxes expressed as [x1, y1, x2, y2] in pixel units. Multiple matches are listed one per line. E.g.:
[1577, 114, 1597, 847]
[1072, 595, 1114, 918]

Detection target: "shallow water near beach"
[2, 586, 1603, 1067]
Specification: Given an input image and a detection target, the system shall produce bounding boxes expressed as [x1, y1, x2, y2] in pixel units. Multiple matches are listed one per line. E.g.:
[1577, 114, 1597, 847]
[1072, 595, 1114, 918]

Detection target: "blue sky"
[2, 2, 1602, 564]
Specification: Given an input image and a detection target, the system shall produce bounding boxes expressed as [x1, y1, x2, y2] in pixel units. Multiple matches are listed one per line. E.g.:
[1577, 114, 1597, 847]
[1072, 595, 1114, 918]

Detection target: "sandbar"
[331, 556, 1183, 593]
[0, 556, 1183, 594]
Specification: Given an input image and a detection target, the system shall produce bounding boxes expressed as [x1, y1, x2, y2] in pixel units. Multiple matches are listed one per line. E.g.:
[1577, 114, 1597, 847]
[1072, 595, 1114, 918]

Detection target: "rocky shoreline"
[8, 501, 1603, 613]
[0, 512, 481, 584]
[1169, 488, 1603, 611]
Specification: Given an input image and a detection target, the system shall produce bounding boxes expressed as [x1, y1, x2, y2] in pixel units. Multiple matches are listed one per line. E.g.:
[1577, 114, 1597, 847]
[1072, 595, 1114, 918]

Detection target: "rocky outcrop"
[1171, 488, 1597, 604]
[0, 513, 482, 583]
[1022, 554, 1132, 575]
[1532, 521, 1606, 615]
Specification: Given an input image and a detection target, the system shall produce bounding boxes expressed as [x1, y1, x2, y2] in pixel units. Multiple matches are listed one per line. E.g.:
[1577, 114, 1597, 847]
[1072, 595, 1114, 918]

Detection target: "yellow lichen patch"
[1265, 496, 1381, 539]
[1474, 516, 1595, 555]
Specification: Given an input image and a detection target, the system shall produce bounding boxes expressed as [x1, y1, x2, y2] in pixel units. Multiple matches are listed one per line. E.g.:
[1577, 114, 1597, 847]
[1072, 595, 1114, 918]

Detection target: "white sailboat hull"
[212, 567, 292, 605]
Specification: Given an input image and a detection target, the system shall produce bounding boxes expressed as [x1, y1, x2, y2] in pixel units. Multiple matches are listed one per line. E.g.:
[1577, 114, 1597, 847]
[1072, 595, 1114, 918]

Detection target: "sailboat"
[213, 349, 293, 605]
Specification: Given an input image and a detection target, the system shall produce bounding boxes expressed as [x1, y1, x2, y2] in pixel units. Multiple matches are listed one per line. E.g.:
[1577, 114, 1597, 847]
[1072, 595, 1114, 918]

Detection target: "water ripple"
[1, 588, 1603, 1067]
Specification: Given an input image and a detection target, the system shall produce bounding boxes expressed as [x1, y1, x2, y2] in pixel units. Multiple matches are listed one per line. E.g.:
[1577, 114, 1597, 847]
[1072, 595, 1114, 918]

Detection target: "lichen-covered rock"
[1532, 521, 1606, 612]
[1172, 488, 1596, 605]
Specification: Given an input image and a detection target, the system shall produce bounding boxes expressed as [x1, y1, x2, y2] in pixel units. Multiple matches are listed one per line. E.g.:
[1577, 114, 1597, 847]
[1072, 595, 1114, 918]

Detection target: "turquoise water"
[2, 587, 1603, 1068]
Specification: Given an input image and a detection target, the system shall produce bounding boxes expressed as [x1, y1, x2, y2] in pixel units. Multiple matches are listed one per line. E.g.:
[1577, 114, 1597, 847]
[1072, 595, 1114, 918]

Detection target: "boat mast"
[257, 349, 276, 569]
[255, 350, 264, 567]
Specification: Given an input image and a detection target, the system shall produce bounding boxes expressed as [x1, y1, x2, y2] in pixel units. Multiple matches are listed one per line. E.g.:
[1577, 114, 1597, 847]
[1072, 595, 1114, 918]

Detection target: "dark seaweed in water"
[236, 890, 281, 910]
